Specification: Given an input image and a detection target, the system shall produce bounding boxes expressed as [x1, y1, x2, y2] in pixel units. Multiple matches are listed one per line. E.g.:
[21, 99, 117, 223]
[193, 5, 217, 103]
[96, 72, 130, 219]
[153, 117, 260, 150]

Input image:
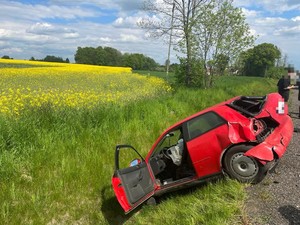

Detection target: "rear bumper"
[245, 115, 293, 163]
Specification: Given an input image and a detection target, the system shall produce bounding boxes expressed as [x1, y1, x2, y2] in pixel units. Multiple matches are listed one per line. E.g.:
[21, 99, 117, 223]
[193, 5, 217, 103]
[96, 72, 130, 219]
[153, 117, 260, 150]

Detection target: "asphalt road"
[245, 90, 300, 225]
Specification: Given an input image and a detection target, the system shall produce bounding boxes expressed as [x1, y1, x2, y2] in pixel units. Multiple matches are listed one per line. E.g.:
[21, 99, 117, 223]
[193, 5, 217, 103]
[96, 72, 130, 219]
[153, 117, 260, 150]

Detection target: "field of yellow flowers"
[0, 59, 172, 116]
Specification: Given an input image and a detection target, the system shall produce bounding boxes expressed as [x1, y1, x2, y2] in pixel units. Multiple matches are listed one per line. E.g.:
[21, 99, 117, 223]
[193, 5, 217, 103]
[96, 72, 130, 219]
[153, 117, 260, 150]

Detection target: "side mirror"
[129, 159, 141, 167]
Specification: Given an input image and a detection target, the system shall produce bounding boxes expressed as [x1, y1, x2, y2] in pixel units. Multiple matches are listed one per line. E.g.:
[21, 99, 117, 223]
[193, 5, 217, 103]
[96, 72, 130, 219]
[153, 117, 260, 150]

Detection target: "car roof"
[165, 96, 240, 131]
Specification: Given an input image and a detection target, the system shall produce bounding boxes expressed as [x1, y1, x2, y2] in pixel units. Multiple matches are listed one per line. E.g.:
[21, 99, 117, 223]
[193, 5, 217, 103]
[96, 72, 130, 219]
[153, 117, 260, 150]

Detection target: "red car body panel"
[186, 124, 231, 177]
[112, 92, 294, 214]
[112, 176, 131, 212]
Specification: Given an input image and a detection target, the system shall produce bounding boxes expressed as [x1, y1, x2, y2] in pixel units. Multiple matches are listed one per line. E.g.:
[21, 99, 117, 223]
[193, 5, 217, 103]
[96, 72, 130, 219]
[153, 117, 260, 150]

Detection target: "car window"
[187, 112, 226, 140]
[118, 146, 143, 170]
[151, 129, 182, 157]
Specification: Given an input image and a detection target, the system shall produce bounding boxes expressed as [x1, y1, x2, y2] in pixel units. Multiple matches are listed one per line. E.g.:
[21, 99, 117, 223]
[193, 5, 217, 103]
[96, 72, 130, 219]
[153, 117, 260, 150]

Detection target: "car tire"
[223, 145, 266, 184]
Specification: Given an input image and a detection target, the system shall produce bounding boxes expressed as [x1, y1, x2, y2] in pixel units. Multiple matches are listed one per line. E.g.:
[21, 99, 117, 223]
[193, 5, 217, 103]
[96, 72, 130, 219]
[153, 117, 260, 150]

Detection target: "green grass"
[0, 62, 50, 68]
[134, 70, 176, 83]
[0, 76, 277, 224]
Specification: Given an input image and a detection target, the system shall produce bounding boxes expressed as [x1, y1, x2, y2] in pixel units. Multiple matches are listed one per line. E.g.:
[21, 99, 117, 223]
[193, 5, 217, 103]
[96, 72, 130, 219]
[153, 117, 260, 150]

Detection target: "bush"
[175, 58, 206, 87]
[265, 66, 287, 79]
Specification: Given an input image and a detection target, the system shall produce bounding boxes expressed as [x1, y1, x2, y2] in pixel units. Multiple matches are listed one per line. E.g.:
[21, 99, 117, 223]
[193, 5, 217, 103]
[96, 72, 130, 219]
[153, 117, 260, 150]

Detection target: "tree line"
[74, 46, 159, 70]
[30, 55, 70, 63]
[1, 55, 70, 63]
[2, 40, 290, 81]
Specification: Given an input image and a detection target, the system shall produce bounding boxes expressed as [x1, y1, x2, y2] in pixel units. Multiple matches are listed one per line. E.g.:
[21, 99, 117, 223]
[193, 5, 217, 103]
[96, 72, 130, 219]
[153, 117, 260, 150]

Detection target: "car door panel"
[118, 162, 154, 205]
[112, 145, 155, 213]
[186, 124, 230, 177]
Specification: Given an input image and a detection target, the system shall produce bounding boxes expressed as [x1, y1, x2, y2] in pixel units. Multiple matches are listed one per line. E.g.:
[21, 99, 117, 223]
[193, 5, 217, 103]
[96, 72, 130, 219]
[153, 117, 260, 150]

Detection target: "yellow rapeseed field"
[0, 59, 172, 116]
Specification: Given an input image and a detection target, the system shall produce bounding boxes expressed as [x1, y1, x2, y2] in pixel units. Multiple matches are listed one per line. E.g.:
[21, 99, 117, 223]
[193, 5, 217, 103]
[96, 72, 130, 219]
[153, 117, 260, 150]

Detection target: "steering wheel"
[162, 147, 171, 159]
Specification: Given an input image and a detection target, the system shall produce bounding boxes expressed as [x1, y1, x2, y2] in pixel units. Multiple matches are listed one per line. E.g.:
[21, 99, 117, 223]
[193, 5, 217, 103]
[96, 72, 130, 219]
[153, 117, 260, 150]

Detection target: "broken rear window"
[227, 96, 266, 117]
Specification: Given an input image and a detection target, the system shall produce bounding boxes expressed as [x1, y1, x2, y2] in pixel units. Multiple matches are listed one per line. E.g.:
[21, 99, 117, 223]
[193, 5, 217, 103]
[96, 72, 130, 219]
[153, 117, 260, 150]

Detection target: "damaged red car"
[112, 92, 293, 214]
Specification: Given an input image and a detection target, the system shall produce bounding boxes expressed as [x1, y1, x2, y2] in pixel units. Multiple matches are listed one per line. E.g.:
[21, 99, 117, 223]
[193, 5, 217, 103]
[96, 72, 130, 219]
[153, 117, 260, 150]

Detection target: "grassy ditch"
[0, 76, 277, 224]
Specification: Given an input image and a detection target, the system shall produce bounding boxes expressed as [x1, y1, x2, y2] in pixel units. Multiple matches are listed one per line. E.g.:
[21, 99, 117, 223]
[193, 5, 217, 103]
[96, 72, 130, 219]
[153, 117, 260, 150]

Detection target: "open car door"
[112, 145, 155, 214]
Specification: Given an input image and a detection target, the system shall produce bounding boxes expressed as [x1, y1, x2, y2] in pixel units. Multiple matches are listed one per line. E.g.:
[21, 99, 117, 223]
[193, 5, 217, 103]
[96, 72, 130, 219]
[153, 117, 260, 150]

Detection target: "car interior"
[149, 128, 196, 186]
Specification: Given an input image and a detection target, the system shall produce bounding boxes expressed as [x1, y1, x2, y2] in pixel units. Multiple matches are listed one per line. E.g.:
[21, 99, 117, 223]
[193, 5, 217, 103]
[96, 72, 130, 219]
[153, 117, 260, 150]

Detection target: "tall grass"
[134, 70, 176, 84]
[0, 76, 277, 224]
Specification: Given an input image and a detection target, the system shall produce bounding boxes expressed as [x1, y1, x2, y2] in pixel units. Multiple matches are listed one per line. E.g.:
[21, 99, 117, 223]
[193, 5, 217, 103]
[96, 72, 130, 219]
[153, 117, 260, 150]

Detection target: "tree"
[241, 43, 281, 77]
[95, 46, 105, 65]
[123, 53, 141, 70]
[1, 55, 11, 59]
[43, 55, 65, 63]
[74, 47, 98, 65]
[75, 46, 123, 66]
[74, 46, 159, 69]
[215, 54, 230, 75]
[102, 47, 123, 66]
[140, 0, 254, 87]
[142, 55, 159, 70]
[123, 53, 158, 70]
[194, 0, 255, 87]
[140, 0, 207, 87]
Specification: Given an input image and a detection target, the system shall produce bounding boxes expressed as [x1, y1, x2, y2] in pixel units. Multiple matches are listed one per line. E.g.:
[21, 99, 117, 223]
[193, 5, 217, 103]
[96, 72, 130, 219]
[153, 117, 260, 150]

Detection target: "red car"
[112, 93, 293, 214]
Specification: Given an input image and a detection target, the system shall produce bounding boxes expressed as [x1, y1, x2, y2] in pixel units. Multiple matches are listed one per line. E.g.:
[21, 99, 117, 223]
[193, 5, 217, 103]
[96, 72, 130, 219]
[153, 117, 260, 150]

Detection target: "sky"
[1, 0, 300, 70]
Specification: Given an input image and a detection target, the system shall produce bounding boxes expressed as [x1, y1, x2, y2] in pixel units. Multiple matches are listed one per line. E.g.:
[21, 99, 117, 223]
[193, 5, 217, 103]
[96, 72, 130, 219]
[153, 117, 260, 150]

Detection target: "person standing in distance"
[277, 74, 292, 102]
[291, 78, 300, 118]
[285, 77, 300, 118]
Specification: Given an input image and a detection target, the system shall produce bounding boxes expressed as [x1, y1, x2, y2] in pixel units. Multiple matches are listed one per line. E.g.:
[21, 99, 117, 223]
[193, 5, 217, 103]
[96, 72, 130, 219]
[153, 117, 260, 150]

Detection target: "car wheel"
[223, 145, 266, 184]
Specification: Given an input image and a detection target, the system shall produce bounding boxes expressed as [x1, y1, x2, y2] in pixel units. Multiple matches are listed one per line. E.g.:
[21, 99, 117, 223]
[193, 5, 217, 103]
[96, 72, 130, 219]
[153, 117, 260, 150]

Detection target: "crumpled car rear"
[228, 93, 293, 164]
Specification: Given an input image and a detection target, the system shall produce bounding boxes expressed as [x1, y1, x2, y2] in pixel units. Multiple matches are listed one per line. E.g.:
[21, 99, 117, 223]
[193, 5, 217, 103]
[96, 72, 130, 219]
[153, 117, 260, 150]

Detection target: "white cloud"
[1, 47, 23, 54]
[234, 0, 256, 8]
[113, 16, 142, 28]
[0, 28, 13, 38]
[27, 23, 57, 34]
[120, 34, 139, 42]
[235, 0, 300, 14]
[241, 8, 260, 18]
[97, 37, 110, 42]
[1, 1, 99, 21]
[63, 32, 80, 39]
[292, 16, 300, 22]
[255, 17, 287, 25]
[27, 22, 78, 38]
[114, 17, 124, 25]
[260, 0, 300, 13]
[49, 0, 143, 14]
[23, 35, 61, 44]
[274, 26, 300, 36]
